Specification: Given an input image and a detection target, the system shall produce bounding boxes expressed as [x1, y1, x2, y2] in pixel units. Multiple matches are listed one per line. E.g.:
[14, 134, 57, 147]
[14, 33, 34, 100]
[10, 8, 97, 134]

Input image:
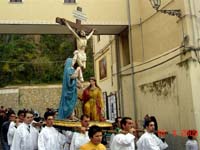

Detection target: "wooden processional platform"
[53, 119, 112, 130]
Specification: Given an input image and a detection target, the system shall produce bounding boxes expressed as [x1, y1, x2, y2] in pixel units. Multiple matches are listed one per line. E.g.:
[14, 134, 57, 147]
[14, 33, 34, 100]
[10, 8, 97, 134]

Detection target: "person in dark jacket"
[1, 110, 16, 150]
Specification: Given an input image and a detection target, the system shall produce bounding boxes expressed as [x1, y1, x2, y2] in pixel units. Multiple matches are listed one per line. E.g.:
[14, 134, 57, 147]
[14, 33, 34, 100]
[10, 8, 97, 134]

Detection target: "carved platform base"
[53, 119, 112, 128]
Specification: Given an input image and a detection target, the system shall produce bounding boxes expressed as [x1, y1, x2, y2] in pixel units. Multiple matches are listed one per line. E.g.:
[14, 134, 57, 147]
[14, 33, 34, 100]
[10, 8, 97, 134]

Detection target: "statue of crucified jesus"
[56, 17, 95, 82]
[56, 17, 95, 120]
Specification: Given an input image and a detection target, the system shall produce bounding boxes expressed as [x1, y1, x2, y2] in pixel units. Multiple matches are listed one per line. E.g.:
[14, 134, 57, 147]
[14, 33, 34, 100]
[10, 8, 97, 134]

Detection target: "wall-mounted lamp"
[149, 0, 182, 18]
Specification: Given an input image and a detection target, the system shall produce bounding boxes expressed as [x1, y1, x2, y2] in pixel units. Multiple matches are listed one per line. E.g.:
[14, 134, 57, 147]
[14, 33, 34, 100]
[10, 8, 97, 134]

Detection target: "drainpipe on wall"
[115, 35, 124, 116]
[127, 0, 138, 121]
[187, 0, 200, 48]
[93, 36, 96, 78]
[140, 18, 145, 62]
[110, 36, 114, 87]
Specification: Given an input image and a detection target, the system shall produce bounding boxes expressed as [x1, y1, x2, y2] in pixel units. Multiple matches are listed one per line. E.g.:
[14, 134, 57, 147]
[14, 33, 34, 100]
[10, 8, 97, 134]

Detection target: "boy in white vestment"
[70, 114, 90, 150]
[7, 116, 22, 147]
[7, 110, 24, 147]
[38, 111, 72, 150]
[110, 117, 136, 150]
[11, 110, 39, 150]
[136, 118, 168, 150]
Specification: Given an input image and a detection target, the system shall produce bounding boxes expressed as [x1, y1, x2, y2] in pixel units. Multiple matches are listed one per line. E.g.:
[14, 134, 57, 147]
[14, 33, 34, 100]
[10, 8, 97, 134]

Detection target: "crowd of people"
[0, 106, 198, 150]
[0, 106, 105, 150]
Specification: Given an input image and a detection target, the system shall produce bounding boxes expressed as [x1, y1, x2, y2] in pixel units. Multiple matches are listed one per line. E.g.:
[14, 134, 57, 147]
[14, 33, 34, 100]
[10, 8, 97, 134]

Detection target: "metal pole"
[115, 35, 124, 116]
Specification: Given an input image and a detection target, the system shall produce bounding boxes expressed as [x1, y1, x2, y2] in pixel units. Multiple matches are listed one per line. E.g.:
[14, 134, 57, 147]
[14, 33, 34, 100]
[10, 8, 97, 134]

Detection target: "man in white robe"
[7, 110, 24, 147]
[136, 118, 168, 150]
[38, 111, 72, 150]
[110, 117, 136, 150]
[70, 114, 90, 150]
[7, 120, 17, 146]
[11, 111, 39, 150]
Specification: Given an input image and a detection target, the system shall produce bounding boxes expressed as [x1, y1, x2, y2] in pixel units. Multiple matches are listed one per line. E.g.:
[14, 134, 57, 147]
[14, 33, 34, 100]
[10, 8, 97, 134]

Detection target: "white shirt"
[11, 122, 39, 150]
[7, 121, 16, 146]
[38, 126, 71, 150]
[136, 132, 168, 150]
[109, 133, 115, 148]
[70, 131, 90, 150]
[186, 139, 198, 150]
[110, 133, 135, 150]
[7, 121, 23, 146]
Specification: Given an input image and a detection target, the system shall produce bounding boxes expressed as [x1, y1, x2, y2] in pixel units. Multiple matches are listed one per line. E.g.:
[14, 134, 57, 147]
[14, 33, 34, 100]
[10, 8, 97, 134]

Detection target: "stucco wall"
[131, 49, 195, 150]
[121, 74, 134, 118]
[93, 35, 118, 94]
[130, 0, 185, 62]
[189, 58, 200, 143]
[0, 0, 128, 24]
[135, 56, 195, 130]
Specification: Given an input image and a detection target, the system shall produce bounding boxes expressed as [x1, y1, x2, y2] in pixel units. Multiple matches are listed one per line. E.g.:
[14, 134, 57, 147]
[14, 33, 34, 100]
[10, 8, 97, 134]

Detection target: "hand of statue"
[76, 80, 83, 89]
[101, 109, 105, 116]
[70, 71, 78, 79]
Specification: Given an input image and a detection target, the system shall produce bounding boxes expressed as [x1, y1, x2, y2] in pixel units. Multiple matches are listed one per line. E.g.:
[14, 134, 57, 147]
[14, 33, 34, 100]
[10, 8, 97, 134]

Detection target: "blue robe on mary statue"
[58, 58, 77, 119]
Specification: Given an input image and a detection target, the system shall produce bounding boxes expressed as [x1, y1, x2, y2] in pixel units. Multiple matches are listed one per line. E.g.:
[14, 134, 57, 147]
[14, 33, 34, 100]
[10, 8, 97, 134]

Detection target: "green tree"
[0, 34, 94, 87]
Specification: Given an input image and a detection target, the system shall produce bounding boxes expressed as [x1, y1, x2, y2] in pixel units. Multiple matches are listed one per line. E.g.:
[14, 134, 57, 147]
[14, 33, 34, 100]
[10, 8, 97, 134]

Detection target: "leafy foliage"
[0, 34, 94, 87]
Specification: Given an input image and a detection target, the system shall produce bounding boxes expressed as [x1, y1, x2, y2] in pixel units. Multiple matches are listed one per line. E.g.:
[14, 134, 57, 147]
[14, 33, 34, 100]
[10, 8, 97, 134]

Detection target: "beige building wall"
[0, 0, 128, 25]
[93, 0, 200, 148]
[93, 35, 118, 94]
[93, 35, 120, 118]
[130, 0, 200, 131]
[189, 58, 200, 133]
[111, 0, 200, 122]
[0, 0, 199, 148]
[131, 0, 185, 62]
[134, 50, 194, 129]
[183, 0, 200, 47]
[132, 50, 199, 149]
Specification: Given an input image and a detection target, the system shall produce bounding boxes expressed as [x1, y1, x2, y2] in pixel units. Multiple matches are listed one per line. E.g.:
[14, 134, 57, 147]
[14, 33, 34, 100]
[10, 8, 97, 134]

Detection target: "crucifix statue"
[56, 7, 95, 120]
[56, 7, 95, 82]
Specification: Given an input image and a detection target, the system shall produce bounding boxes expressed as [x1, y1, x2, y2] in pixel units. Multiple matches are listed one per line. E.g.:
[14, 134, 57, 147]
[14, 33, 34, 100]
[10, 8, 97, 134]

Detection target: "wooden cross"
[56, 7, 92, 33]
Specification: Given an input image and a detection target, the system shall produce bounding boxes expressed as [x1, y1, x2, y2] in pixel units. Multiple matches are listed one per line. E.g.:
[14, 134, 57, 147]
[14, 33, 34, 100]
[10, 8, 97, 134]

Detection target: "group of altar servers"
[2, 108, 198, 150]
[3, 110, 105, 150]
